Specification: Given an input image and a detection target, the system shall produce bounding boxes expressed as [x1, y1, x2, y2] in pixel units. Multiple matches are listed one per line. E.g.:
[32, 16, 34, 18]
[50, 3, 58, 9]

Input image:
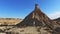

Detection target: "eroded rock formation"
[17, 4, 52, 27]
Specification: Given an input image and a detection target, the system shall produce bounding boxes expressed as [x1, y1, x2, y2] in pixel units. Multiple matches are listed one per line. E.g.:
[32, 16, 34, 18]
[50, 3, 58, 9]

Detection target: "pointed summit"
[35, 4, 38, 10]
[17, 4, 51, 27]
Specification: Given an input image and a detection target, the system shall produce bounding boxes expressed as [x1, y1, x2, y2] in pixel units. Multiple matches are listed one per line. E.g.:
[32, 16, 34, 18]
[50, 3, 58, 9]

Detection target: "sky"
[0, 0, 60, 19]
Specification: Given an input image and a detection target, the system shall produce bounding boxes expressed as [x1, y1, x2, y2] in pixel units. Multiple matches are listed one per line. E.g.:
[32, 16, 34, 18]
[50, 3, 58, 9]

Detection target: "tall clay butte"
[16, 4, 60, 34]
[16, 4, 53, 28]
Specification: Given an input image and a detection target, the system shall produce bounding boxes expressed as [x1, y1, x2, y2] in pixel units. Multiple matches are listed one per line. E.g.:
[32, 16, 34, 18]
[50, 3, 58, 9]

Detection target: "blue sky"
[0, 0, 60, 19]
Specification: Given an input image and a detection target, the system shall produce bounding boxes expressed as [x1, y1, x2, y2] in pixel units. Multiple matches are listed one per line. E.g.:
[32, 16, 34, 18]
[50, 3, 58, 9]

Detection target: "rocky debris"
[4, 27, 52, 34]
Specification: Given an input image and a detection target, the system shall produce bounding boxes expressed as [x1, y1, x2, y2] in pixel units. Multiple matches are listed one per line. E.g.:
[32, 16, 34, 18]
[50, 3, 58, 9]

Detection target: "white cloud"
[48, 11, 60, 19]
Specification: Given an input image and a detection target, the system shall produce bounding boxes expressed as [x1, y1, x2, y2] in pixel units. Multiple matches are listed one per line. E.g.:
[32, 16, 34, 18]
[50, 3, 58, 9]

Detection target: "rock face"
[17, 4, 52, 27]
